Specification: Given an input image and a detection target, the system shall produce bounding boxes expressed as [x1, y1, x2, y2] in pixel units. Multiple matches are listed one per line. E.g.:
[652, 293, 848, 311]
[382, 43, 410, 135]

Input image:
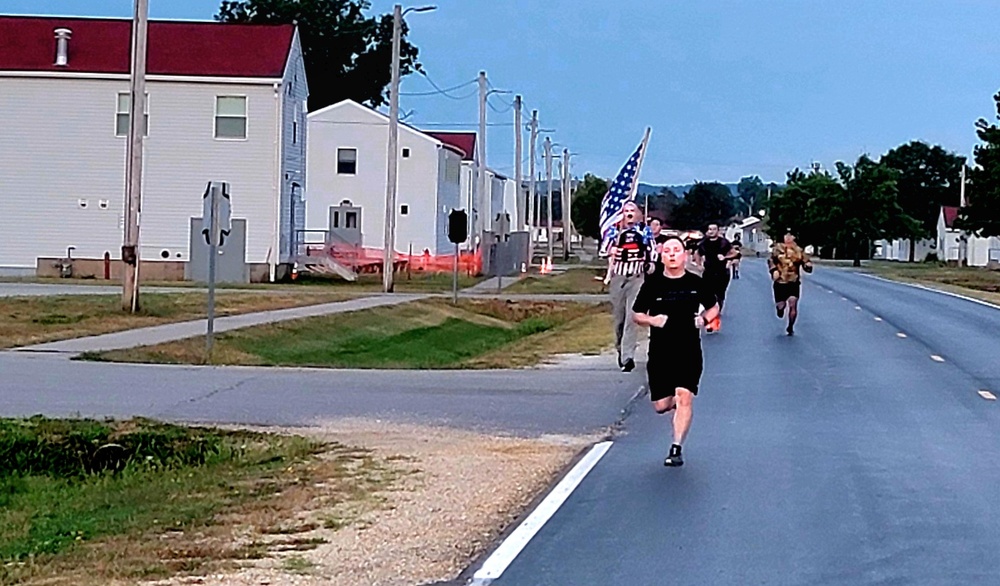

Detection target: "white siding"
[435, 148, 463, 254]
[279, 31, 308, 262]
[0, 75, 280, 269]
[305, 100, 442, 254]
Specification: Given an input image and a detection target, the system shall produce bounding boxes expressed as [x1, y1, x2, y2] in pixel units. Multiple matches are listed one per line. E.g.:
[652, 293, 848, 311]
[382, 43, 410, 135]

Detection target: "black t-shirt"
[698, 237, 733, 275]
[633, 271, 717, 351]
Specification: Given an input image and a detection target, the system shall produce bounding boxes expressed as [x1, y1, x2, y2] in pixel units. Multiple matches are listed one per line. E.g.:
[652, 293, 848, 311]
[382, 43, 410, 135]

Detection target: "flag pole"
[628, 127, 652, 204]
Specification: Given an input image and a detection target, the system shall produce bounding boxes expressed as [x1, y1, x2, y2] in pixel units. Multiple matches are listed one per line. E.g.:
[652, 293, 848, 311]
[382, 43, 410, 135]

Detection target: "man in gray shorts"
[603, 201, 654, 372]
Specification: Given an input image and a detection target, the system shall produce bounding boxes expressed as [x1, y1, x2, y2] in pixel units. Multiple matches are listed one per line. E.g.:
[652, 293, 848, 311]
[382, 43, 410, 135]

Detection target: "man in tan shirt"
[768, 232, 813, 336]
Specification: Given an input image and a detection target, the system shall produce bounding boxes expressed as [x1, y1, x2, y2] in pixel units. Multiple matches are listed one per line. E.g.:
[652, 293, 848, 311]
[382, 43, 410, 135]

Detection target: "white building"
[0, 16, 308, 280]
[727, 216, 772, 257]
[937, 205, 1000, 267]
[306, 100, 466, 257]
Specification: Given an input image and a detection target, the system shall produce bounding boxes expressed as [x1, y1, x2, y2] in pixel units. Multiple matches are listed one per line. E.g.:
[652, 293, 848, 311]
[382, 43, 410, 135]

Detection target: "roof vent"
[54, 28, 72, 67]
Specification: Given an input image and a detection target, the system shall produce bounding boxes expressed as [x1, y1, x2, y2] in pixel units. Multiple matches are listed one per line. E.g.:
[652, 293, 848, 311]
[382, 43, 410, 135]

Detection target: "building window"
[402, 148, 410, 158]
[292, 120, 298, 145]
[332, 212, 340, 229]
[400, 205, 409, 216]
[345, 211, 358, 229]
[116, 92, 148, 137]
[215, 96, 247, 139]
[337, 148, 357, 175]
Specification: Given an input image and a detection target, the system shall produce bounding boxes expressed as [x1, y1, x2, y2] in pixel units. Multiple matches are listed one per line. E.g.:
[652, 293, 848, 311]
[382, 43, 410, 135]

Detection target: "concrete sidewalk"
[15, 294, 426, 354]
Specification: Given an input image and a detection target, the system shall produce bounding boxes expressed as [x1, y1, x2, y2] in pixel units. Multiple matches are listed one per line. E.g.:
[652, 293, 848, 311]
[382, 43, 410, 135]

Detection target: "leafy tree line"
[217, 0, 422, 111]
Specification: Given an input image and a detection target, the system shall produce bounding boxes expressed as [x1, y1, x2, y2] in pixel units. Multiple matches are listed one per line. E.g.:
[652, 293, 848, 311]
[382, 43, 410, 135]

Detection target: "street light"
[383, 4, 436, 293]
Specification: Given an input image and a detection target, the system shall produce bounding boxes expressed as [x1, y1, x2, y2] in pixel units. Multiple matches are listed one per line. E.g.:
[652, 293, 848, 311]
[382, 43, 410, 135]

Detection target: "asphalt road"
[488, 259, 1000, 585]
[0, 352, 642, 437]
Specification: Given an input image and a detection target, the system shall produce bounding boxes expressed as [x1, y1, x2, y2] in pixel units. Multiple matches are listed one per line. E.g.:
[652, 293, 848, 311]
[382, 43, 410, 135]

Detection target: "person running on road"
[603, 201, 654, 372]
[633, 235, 720, 467]
[768, 231, 813, 336]
[729, 234, 743, 280]
[696, 223, 738, 332]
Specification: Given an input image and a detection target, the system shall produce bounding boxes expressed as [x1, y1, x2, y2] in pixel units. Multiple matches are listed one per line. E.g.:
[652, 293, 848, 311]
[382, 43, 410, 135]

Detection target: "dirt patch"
[144, 420, 594, 586]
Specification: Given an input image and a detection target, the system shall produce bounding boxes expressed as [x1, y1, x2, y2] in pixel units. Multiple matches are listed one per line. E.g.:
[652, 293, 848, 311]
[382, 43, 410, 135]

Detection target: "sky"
[5, 0, 1000, 185]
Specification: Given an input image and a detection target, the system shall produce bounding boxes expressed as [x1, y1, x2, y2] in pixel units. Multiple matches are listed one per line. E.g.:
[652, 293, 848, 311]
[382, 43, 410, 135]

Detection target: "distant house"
[726, 216, 771, 257]
[305, 100, 465, 257]
[935, 205, 1000, 266]
[0, 15, 308, 281]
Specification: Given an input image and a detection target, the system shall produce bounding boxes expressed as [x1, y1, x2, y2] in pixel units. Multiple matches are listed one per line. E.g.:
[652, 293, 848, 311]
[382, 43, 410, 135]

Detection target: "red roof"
[941, 205, 959, 229]
[0, 15, 294, 78]
[426, 131, 476, 161]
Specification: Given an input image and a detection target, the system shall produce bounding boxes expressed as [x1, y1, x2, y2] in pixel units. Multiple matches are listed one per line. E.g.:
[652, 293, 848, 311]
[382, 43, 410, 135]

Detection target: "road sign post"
[448, 209, 468, 305]
[202, 182, 232, 360]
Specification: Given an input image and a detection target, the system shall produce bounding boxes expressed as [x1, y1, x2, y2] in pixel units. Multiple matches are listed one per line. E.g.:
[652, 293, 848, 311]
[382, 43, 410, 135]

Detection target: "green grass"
[504, 268, 609, 295]
[88, 299, 602, 369]
[0, 418, 396, 586]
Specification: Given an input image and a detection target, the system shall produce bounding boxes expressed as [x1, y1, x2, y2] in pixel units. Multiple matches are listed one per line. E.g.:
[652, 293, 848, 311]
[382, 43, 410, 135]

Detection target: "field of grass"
[852, 261, 1000, 305]
[0, 291, 359, 350]
[88, 299, 610, 369]
[504, 268, 609, 295]
[0, 417, 401, 586]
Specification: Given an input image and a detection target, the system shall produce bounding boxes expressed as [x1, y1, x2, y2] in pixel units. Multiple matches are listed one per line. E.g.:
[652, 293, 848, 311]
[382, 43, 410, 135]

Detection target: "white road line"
[471, 441, 613, 583]
[979, 390, 997, 401]
[896, 333, 908, 338]
[854, 306, 862, 311]
[874, 317, 883, 322]
[858, 273, 1000, 311]
[841, 297, 849, 301]
[931, 355, 945, 362]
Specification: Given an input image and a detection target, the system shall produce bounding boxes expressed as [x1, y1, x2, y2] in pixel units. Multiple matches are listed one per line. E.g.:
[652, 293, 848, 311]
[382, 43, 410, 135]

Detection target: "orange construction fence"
[304, 242, 484, 276]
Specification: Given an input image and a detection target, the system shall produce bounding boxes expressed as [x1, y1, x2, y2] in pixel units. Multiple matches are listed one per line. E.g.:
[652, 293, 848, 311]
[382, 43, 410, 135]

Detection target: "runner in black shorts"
[633, 235, 719, 467]
[768, 231, 813, 335]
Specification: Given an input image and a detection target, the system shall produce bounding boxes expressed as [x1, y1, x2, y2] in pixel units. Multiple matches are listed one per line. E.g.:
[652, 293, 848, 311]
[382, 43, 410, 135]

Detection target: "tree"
[217, 0, 421, 111]
[570, 174, 610, 240]
[736, 175, 765, 218]
[766, 168, 841, 247]
[671, 182, 738, 231]
[881, 141, 963, 260]
[960, 90, 1000, 237]
[833, 156, 916, 266]
[645, 187, 681, 226]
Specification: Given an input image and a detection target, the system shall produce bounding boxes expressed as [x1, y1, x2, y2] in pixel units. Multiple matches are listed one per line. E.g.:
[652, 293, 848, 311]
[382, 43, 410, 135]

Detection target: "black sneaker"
[664, 444, 683, 467]
[622, 358, 635, 373]
[786, 325, 794, 336]
[776, 306, 785, 318]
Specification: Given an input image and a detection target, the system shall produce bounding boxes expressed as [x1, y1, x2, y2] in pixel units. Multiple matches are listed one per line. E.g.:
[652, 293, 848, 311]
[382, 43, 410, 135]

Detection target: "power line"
[400, 72, 478, 100]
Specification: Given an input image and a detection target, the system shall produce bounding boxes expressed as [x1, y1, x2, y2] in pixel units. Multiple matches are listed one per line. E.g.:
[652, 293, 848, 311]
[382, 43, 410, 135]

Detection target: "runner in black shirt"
[696, 223, 738, 332]
[633, 235, 719, 467]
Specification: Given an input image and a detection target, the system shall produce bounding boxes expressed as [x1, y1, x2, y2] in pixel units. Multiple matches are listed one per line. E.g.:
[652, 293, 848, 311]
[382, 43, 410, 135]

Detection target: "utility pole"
[382, 4, 403, 293]
[514, 95, 523, 232]
[477, 71, 488, 242]
[544, 137, 554, 263]
[562, 148, 572, 261]
[122, 0, 148, 312]
[527, 110, 538, 256]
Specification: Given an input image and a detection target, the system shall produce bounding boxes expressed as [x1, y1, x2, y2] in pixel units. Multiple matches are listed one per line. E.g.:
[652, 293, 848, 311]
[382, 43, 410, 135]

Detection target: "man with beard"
[603, 201, 654, 372]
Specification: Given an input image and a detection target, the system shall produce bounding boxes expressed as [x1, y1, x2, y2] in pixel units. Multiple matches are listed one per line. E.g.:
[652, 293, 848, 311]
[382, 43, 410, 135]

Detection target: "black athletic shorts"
[773, 281, 801, 303]
[646, 347, 703, 401]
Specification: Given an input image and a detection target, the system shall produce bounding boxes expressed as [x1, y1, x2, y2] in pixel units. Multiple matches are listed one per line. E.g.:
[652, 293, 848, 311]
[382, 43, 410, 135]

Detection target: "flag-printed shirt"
[608, 225, 654, 277]
[769, 242, 811, 284]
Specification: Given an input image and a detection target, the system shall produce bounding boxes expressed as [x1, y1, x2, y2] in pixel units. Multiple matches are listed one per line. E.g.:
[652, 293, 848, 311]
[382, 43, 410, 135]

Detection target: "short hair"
[660, 234, 685, 248]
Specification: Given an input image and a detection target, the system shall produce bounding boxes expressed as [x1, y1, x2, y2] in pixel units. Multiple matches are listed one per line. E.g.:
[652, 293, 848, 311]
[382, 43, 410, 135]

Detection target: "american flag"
[600, 136, 648, 253]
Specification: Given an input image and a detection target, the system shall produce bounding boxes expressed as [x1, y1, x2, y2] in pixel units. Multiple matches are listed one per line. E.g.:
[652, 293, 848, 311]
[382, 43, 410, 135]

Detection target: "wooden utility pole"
[381, 4, 403, 293]
[544, 137, 554, 263]
[562, 147, 570, 260]
[527, 110, 538, 254]
[477, 71, 488, 241]
[514, 95, 523, 231]
[122, 0, 148, 312]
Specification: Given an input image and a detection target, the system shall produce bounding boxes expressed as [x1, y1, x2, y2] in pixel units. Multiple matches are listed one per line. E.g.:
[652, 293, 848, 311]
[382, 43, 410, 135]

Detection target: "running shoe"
[786, 325, 794, 336]
[776, 305, 785, 318]
[622, 358, 636, 373]
[710, 316, 722, 332]
[664, 444, 684, 467]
